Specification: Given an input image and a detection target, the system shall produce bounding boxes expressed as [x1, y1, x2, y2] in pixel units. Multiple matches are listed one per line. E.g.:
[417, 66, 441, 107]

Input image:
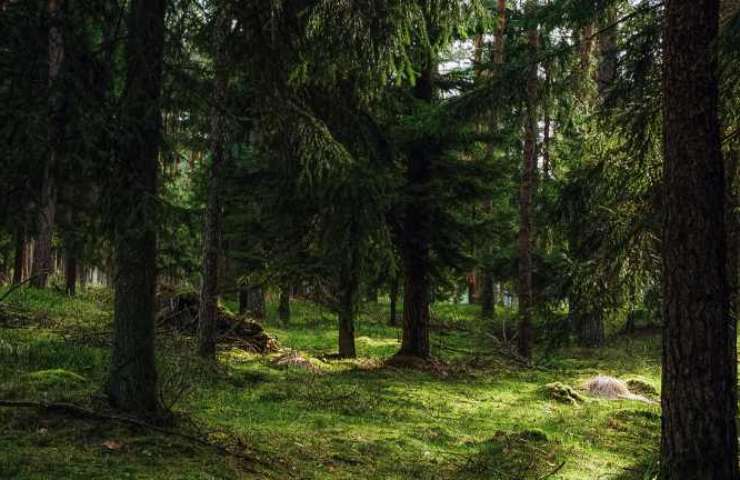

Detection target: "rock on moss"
[625, 378, 659, 397]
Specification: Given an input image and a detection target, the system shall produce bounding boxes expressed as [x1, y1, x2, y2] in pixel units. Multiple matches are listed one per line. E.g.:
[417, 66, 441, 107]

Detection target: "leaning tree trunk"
[197, 7, 229, 359]
[107, 0, 166, 415]
[517, 1, 538, 360]
[660, 1, 738, 478]
[398, 58, 435, 359]
[31, 0, 64, 289]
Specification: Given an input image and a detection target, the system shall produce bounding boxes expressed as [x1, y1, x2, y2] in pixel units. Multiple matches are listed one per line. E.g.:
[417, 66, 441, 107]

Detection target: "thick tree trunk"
[389, 274, 399, 326]
[31, 0, 64, 289]
[242, 285, 265, 319]
[107, 0, 166, 415]
[517, 2, 538, 360]
[398, 60, 435, 359]
[278, 285, 290, 325]
[727, 147, 739, 327]
[197, 7, 229, 359]
[660, 1, 737, 478]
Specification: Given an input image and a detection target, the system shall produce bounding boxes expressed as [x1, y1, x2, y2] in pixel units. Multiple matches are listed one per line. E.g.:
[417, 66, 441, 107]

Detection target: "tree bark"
[107, 0, 166, 415]
[389, 274, 399, 326]
[12, 227, 27, 285]
[278, 285, 290, 325]
[31, 0, 64, 289]
[197, 6, 229, 359]
[660, 1, 737, 478]
[64, 254, 76, 296]
[480, 272, 496, 320]
[517, 1, 538, 360]
[398, 58, 435, 359]
[596, 2, 617, 99]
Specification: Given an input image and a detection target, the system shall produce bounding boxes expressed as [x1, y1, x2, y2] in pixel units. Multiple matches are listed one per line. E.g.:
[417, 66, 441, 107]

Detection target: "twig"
[537, 461, 566, 480]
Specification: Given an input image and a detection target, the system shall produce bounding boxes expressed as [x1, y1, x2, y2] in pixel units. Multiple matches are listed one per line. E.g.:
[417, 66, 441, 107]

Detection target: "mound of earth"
[157, 290, 278, 353]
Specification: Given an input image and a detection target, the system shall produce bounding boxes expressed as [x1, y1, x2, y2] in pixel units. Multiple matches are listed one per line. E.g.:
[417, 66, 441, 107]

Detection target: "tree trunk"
[661, 1, 737, 478]
[389, 274, 399, 326]
[238, 286, 247, 315]
[12, 227, 26, 285]
[31, 0, 64, 289]
[243, 285, 265, 319]
[278, 285, 290, 325]
[337, 275, 357, 358]
[398, 58, 435, 359]
[727, 146, 738, 328]
[64, 254, 76, 296]
[107, 0, 166, 415]
[596, 3, 617, 99]
[517, 2, 538, 360]
[197, 7, 229, 360]
[480, 272, 496, 320]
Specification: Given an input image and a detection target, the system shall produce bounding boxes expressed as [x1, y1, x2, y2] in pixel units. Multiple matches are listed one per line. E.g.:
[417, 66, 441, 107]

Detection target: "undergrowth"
[0, 287, 661, 479]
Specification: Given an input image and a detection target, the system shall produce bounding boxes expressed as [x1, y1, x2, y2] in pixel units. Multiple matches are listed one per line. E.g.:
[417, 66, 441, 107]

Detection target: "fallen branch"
[0, 273, 47, 304]
[484, 332, 535, 368]
[0, 399, 264, 471]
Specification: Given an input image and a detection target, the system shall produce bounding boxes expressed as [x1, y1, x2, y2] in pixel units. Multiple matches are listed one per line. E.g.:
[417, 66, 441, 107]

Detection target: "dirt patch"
[384, 354, 450, 377]
[157, 290, 278, 354]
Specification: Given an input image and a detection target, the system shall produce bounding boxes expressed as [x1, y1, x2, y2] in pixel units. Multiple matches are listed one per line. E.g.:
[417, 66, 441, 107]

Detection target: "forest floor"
[0, 287, 662, 480]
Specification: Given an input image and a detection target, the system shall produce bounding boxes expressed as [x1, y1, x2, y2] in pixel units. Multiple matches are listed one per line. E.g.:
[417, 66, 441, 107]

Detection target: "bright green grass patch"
[0, 288, 661, 479]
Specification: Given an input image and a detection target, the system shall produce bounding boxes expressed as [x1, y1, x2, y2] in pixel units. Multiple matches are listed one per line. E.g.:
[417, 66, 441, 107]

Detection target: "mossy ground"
[0, 287, 661, 479]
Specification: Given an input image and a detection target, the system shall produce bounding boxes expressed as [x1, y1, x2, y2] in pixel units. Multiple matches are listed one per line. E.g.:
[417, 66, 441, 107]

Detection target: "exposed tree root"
[0, 399, 268, 472]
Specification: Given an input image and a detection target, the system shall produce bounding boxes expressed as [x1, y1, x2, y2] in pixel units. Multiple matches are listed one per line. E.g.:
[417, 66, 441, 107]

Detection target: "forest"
[0, 0, 738, 478]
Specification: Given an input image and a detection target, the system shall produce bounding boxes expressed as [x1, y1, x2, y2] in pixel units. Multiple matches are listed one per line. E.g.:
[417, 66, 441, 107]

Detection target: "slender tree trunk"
[107, 0, 166, 415]
[389, 274, 399, 326]
[661, 1, 737, 477]
[278, 285, 290, 325]
[517, 1, 538, 360]
[238, 286, 247, 315]
[197, 7, 229, 359]
[398, 58, 435, 359]
[12, 227, 26, 285]
[481, 0, 508, 321]
[64, 254, 76, 296]
[337, 270, 357, 359]
[481, 272, 496, 320]
[31, 0, 64, 289]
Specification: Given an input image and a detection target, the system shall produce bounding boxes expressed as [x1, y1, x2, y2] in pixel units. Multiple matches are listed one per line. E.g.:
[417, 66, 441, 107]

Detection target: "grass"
[0, 287, 661, 479]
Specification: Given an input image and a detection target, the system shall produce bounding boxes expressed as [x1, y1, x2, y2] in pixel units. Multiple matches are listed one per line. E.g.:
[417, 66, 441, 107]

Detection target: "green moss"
[0, 287, 664, 479]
